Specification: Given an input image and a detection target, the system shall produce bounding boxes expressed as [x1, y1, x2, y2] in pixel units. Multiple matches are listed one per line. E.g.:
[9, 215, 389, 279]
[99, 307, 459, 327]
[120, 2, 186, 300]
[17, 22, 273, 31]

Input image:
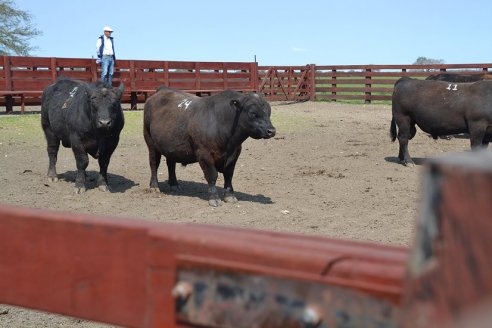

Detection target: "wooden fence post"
[3, 56, 13, 113]
[365, 68, 371, 104]
[309, 64, 316, 101]
[223, 62, 228, 90]
[91, 58, 98, 82]
[251, 62, 259, 92]
[331, 69, 337, 102]
[50, 57, 57, 82]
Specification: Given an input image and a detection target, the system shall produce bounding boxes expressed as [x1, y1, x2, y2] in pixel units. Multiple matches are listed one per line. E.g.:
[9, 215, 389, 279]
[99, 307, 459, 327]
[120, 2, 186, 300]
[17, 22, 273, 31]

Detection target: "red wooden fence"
[2, 55, 492, 113]
[2, 150, 492, 327]
[314, 63, 492, 103]
[0, 56, 258, 112]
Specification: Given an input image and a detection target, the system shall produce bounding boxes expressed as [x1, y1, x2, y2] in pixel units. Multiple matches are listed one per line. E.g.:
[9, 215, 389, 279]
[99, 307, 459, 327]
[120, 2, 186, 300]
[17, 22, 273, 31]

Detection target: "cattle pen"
[2, 55, 492, 113]
[3, 55, 492, 327]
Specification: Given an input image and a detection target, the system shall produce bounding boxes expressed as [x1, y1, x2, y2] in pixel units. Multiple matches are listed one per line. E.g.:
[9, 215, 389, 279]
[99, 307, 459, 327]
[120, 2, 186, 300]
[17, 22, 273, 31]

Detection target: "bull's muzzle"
[97, 119, 113, 129]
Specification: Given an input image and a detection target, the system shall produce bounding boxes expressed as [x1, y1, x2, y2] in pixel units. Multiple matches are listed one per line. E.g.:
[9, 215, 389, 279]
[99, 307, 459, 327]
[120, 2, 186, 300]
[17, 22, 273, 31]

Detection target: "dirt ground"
[0, 101, 470, 327]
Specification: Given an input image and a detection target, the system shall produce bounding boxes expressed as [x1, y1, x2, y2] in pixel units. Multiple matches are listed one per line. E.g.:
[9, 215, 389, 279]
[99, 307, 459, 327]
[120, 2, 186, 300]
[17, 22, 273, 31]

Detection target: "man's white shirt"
[96, 36, 114, 56]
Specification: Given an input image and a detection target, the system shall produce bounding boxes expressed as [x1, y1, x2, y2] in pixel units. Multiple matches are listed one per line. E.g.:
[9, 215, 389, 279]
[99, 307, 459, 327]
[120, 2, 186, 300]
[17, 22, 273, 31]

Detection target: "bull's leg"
[166, 159, 181, 192]
[197, 153, 220, 207]
[148, 148, 161, 192]
[43, 127, 60, 182]
[72, 144, 89, 194]
[396, 118, 415, 166]
[223, 153, 241, 204]
[469, 126, 486, 149]
[96, 137, 119, 192]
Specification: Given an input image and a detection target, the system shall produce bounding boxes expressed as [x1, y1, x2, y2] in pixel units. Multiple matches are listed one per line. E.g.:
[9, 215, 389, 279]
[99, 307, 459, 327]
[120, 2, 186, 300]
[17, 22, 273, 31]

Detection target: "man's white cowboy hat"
[103, 26, 113, 32]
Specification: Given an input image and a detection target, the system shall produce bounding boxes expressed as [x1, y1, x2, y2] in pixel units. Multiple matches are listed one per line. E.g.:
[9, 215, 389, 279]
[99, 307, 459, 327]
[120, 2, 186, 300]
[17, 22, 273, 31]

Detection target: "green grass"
[270, 110, 314, 133]
[0, 109, 308, 147]
[0, 114, 44, 148]
[120, 111, 144, 137]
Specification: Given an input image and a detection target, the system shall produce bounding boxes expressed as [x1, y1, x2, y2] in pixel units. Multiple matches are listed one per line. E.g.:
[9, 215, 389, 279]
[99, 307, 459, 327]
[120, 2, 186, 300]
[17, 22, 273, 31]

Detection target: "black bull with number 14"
[390, 77, 492, 166]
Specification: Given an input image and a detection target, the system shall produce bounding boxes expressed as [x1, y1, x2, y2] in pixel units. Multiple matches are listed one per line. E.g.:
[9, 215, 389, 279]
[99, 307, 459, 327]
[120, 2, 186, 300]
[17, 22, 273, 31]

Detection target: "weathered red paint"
[0, 205, 406, 327]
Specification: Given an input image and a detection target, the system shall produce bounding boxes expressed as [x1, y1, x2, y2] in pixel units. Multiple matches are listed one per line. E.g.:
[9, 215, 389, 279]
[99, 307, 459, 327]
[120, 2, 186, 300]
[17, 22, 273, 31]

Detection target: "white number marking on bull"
[178, 99, 193, 110]
[446, 84, 458, 91]
[62, 86, 79, 109]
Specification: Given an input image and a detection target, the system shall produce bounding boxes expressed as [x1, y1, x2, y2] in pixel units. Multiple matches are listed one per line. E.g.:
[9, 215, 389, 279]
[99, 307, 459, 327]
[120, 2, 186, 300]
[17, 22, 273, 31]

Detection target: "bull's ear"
[116, 84, 125, 99]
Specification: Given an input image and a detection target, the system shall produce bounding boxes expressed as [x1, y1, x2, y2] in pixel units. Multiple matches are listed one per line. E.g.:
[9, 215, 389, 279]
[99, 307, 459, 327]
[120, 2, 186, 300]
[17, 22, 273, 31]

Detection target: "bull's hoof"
[149, 186, 161, 193]
[224, 195, 238, 203]
[74, 186, 86, 194]
[208, 199, 222, 207]
[48, 176, 59, 182]
[402, 161, 416, 167]
[98, 184, 110, 192]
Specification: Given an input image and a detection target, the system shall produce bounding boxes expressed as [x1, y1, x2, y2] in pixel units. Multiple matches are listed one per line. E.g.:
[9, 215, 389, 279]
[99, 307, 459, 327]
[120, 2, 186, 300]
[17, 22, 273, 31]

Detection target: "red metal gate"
[258, 65, 315, 101]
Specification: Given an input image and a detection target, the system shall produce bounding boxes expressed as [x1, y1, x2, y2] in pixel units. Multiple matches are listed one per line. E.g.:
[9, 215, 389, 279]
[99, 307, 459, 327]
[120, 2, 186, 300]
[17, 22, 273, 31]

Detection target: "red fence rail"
[0, 205, 407, 327]
[2, 56, 492, 113]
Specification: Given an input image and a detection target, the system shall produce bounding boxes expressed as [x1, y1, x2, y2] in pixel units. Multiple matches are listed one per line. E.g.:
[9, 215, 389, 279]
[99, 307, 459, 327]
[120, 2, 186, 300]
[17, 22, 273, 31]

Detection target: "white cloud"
[291, 47, 308, 52]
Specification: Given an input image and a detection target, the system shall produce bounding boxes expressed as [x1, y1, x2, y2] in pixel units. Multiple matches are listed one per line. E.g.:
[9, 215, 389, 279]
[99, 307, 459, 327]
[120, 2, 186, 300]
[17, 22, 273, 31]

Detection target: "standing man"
[96, 26, 116, 86]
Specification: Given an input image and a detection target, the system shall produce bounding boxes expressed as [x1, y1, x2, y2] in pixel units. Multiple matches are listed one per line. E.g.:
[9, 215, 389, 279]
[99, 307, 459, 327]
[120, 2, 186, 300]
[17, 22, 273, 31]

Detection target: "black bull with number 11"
[143, 87, 276, 206]
[390, 77, 492, 165]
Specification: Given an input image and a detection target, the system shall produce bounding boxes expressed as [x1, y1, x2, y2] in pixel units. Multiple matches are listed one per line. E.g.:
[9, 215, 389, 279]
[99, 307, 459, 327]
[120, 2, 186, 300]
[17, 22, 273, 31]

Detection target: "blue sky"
[14, 0, 492, 65]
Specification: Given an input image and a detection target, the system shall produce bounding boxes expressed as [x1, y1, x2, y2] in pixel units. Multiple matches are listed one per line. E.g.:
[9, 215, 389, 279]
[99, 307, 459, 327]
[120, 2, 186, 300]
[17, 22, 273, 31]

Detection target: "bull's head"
[231, 93, 276, 139]
[89, 83, 124, 130]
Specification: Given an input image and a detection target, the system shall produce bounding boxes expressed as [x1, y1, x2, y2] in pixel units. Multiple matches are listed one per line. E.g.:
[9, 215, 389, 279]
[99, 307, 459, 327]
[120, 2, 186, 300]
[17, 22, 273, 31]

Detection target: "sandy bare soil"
[0, 101, 470, 327]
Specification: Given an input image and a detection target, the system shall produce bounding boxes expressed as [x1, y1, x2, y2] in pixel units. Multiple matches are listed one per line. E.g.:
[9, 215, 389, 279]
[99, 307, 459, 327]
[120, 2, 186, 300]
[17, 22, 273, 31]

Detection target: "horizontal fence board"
[56, 71, 92, 80]
[11, 80, 52, 91]
[55, 58, 92, 67]
[369, 95, 392, 101]
[8, 56, 52, 67]
[316, 87, 395, 93]
[317, 94, 367, 100]
[318, 71, 432, 78]
[10, 70, 53, 79]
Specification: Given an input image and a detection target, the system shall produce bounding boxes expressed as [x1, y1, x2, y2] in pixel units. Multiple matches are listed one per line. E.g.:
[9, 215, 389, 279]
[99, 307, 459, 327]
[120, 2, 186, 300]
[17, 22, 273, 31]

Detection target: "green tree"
[413, 56, 445, 65]
[0, 0, 40, 56]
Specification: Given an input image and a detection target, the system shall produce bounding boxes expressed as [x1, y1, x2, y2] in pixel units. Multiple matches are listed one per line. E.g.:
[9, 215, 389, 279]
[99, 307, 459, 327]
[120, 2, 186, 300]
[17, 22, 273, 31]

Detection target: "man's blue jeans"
[100, 56, 114, 86]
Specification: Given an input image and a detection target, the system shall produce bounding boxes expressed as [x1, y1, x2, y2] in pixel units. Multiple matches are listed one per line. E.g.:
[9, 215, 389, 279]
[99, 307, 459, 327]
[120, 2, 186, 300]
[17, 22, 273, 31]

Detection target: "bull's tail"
[390, 118, 397, 142]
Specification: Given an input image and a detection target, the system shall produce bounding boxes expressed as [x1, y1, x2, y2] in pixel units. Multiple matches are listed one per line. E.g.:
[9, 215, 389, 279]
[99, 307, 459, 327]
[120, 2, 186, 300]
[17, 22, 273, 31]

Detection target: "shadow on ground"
[384, 156, 428, 166]
[155, 180, 274, 204]
[60, 171, 138, 193]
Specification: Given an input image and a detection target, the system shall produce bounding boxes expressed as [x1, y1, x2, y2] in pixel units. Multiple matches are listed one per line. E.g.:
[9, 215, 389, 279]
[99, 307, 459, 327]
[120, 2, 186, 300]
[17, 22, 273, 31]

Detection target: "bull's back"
[43, 79, 88, 138]
[144, 89, 200, 161]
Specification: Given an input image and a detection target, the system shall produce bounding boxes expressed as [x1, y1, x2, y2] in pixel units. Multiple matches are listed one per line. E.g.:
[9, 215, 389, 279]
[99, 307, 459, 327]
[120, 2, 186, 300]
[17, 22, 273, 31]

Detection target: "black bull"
[41, 77, 125, 192]
[391, 77, 492, 165]
[425, 72, 492, 82]
[143, 87, 276, 206]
